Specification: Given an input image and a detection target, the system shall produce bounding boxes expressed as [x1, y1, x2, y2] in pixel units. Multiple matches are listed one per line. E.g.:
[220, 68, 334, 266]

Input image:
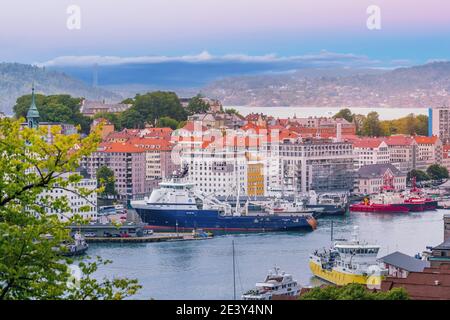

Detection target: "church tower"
[26, 86, 40, 129]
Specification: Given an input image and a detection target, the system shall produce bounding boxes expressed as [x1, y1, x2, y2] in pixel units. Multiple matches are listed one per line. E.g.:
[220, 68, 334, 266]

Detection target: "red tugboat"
[402, 177, 438, 211]
[350, 176, 437, 213]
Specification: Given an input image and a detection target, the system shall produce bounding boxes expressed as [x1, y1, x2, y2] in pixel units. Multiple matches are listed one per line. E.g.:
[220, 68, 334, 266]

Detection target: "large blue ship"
[130, 180, 317, 233]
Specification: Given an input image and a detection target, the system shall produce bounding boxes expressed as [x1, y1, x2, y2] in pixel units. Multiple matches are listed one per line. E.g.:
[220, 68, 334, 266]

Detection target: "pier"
[84, 232, 213, 243]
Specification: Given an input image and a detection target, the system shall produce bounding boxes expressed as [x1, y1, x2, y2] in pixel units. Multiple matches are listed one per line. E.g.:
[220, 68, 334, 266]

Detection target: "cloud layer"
[38, 50, 381, 68]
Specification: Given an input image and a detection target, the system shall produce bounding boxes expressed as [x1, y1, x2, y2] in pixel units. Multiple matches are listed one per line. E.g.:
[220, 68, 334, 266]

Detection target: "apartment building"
[40, 172, 98, 222]
[430, 107, 450, 143]
[81, 143, 146, 201]
[383, 135, 418, 173]
[353, 138, 390, 169]
[181, 137, 248, 197]
[278, 137, 355, 193]
[413, 135, 442, 170]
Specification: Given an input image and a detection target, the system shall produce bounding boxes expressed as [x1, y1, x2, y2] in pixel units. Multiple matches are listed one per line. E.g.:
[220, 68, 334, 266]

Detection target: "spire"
[27, 84, 40, 128]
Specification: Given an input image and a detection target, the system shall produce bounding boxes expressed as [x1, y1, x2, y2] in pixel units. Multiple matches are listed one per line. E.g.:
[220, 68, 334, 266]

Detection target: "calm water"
[88, 211, 445, 300]
[230, 106, 428, 121]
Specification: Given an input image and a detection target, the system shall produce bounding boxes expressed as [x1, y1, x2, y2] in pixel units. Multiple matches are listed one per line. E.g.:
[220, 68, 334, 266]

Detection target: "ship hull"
[349, 203, 409, 213]
[309, 260, 367, 285]
[134, 208, 316, 232]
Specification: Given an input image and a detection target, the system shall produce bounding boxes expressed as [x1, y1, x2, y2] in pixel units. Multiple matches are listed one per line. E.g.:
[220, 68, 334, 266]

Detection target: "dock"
[84, 232, 213, 243]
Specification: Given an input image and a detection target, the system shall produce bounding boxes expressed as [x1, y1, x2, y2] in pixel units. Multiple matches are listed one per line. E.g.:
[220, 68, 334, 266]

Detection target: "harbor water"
[88, 210, 445, 300]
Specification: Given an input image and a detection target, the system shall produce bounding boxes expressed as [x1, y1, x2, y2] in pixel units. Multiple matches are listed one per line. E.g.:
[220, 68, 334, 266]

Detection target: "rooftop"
[378, 251, 430, 272]
[357, 163, 405, 178]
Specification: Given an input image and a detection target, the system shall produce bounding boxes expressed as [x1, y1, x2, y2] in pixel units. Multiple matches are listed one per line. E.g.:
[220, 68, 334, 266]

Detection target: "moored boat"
[131, 179, 317, 233]
[242, 267, 301, 300]
[309, 227, 387, 288]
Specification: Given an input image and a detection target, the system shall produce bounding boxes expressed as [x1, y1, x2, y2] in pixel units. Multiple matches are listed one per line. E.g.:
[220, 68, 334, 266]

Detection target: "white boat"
[241, 267, 301, 300]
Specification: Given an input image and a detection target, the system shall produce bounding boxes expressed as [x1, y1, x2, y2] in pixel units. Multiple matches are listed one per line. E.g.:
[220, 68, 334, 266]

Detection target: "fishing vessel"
[62, 232, 89, 257]
[131, 179, 317, 233]
[242, 267, 301, 300]
[309, 227, 387, 288]
[305, 191, 348, 216]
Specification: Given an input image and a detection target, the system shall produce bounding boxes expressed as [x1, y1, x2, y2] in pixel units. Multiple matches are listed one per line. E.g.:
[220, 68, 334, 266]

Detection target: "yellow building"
[247, 153, 265, 196]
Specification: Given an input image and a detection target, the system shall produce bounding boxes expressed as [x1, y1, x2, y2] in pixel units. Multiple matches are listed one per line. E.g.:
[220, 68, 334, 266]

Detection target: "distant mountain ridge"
[202, 62, 450, 108]
[0, 63, 122, 115]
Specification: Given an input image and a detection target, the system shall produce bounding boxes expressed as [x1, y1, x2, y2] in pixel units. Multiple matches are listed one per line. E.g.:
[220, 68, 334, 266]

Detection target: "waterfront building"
[81, 142, 146, 201]
[378, 251, 430, 278]
[246, 153, 265, 197]
[383, 135, 418, 173]
[352, 138, 390, 169]
[39, 172, 98, 222]
[429, 214, 450, 267]
[413, 135, 442, 170]
[128, 137, 179, 191]
[278, 137, 355, 193]
[355, 164, 407, 194]
[181, 136, 248, 197]
[429, 106, 450, 143]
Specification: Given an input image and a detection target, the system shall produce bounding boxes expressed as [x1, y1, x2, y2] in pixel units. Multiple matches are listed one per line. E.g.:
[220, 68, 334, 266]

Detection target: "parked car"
[120, 233, 131, 238]
[84, 232, 97, 238]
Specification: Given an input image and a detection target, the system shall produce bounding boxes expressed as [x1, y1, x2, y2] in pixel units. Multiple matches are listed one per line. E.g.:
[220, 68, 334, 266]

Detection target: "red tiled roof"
[353, 138, 385, 148]
[380, 265, 450, 300]
[100, 142, 146, 153]
[383, 135, 415, 146]
[413, 135, 439, 145]
[128, 137, 173, 151]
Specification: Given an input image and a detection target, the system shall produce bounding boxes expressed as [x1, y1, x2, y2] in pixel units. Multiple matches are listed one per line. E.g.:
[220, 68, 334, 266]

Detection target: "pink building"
[82, 142, 146, 201]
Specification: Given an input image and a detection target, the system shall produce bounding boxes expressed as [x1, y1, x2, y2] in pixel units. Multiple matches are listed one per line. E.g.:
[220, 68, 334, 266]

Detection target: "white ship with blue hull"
[130, 180, 317, 233]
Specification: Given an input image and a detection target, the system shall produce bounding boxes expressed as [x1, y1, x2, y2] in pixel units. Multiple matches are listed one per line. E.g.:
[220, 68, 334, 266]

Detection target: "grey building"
[279, 138, 355, 193]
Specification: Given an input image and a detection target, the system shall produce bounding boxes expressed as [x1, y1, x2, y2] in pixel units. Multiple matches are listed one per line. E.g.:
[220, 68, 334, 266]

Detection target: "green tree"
[362, 112, 383, 137]
[224, 108, 242, 117]
[13, 94, 92, 134]
[407, 169, 430, 182]
[426, 164, 449, 180]
[96, 166, 116, 198]
[157, 116, 179, 130]
[333, 108, 354, 122]
[0, 118, 140, 299]
[119, 108, 146, 129]
[120, 91, 187, 128]
[300, 283, 409, 300]
[186, 94, 210, 115]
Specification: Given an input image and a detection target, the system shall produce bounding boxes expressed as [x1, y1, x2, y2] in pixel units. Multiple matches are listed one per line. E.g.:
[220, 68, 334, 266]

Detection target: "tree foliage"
[332, 109, 428, 136]
[118, 91, 187, 129]
[0, 118, 140, 300]
[186, 94, 210, 115]
[299, 283, 409, 300]
[157, 116, 179, 130]
[13, 94, 92, 134]
[426, 164, 449, 180]
[407, 169, 430, 182]
[96, 166, 116, 198]
[333, 108, 353, 122]
[362, 111, 383, 137]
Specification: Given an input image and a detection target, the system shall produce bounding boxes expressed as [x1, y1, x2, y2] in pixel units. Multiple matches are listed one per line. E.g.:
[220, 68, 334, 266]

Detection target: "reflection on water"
[88, 211, 445, 300]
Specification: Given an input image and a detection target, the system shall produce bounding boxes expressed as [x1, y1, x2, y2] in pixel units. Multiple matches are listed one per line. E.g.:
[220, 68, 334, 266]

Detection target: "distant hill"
[202, 62, 450, 108]
[0, 63, 122, 115]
